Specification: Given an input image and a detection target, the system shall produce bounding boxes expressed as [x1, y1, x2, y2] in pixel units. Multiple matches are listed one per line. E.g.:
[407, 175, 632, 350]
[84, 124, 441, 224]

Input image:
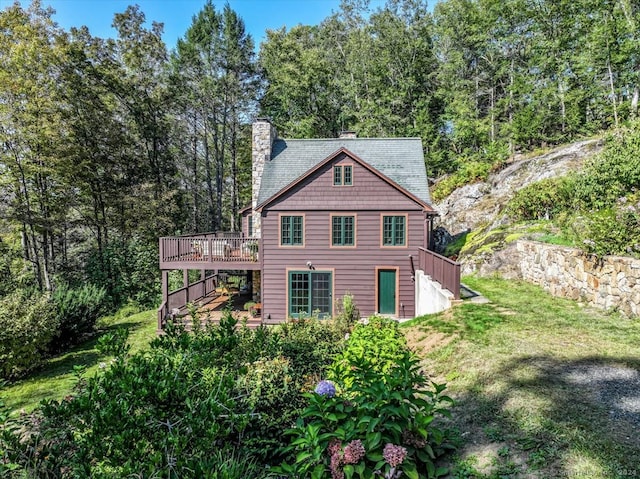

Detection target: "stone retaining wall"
[516, 241, 640, 317]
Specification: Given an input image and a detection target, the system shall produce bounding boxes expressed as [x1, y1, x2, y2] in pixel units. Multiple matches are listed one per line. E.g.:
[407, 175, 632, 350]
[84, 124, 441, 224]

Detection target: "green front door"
[378, 269, 396, 315]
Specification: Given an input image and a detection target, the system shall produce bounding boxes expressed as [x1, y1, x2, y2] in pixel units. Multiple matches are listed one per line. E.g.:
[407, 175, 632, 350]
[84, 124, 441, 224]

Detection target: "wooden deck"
[170, 290, 263, 330]
[159, 233, 261, 270]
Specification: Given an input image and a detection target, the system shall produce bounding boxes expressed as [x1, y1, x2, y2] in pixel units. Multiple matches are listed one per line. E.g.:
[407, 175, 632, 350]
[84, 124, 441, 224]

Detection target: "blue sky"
[5, 0, 387, 49]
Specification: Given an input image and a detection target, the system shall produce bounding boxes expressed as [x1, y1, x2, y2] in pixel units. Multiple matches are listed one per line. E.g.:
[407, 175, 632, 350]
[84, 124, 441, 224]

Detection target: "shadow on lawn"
[35, 319, 148, 379]
[1, 314, 154, 413]
[448, 355, 640, 478]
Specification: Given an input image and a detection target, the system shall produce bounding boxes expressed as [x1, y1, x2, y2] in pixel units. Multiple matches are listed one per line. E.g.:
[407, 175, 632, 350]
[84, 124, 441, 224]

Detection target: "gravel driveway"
[564, 363, 640, 429]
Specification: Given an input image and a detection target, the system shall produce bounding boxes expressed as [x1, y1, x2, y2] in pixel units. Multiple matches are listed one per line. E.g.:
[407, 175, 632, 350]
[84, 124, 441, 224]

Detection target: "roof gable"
[256, 137, 433, 210]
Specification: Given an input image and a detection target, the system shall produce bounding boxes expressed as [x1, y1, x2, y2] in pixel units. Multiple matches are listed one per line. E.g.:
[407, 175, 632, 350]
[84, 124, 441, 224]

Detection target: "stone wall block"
[502, 241, 640, 318]
[601, 264, 615, 275]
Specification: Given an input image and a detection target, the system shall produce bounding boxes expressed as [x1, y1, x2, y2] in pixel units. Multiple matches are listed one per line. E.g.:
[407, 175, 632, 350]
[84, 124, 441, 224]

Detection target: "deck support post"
[183, 269, 189, 304]
[161, 270, 168, 303]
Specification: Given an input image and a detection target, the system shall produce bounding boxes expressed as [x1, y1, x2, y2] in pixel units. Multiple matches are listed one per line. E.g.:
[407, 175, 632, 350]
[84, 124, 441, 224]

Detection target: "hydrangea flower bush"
[314, 380, 336, 398]
[279, 316, 454, 479]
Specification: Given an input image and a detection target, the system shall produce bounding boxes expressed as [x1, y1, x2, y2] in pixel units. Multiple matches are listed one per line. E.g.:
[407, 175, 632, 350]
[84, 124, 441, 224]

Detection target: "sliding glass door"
[288, 271, 332, 318]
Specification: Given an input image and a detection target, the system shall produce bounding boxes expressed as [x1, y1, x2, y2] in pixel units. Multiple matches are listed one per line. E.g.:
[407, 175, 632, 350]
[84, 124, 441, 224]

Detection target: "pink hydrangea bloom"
[330, 450, 344, 479]
[327, 438, 342, 456]
[383, 443, 407, 467]
[343, 439, 366, 464]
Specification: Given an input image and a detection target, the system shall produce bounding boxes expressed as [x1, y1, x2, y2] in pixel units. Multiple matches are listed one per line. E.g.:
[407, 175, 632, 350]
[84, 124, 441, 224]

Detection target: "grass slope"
[1, 306, 157, 413]
[403, 277, 640, 479]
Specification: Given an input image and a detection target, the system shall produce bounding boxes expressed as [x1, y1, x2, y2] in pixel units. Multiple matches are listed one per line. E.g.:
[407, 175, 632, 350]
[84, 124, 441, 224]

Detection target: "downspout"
[409, 254, 416, 280]
[425, 213, 436, 251]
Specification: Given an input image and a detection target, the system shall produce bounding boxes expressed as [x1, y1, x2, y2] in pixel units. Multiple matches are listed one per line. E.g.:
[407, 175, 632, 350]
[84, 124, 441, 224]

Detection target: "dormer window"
[333, 165, 353, 186]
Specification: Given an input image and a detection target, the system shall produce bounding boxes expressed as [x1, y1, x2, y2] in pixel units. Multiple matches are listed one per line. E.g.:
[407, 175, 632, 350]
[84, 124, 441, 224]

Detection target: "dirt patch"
[405, 329, 455, 357]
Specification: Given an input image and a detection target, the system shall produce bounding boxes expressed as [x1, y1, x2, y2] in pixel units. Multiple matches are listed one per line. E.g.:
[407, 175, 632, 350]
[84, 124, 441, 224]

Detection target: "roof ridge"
[276, 137, 421, 141]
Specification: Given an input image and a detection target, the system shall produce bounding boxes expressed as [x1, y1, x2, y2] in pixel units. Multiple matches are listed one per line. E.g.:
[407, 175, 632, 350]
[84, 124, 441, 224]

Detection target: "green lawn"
[403, 276, 640, 479]
[1, 306, 157, 413]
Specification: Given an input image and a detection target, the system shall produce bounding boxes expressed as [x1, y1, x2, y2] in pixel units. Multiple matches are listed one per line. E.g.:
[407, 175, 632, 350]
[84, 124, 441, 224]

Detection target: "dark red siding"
[260, 154, 427, 322]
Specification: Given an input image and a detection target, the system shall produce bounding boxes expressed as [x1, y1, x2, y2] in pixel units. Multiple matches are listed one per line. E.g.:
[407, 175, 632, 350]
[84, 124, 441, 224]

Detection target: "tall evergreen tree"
[171, 1, 257, 232]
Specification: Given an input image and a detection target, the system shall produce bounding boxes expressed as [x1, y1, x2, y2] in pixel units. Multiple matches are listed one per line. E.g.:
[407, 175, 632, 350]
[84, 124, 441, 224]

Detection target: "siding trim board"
[256, 148, 435, 213]
[375, 266, 400, 317]
[329, 213, 357, 248]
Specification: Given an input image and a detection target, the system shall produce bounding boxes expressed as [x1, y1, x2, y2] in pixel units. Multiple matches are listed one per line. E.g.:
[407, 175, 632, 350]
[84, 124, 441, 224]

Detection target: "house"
[157, 119, 459, 329]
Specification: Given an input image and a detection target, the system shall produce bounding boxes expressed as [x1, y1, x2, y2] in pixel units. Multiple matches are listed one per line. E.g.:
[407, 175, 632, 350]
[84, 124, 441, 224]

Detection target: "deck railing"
[157, 301, 168, 332]
[418, 247, 461, 300]
[160, 233, 259, 265]
[157, 274, 218, 330]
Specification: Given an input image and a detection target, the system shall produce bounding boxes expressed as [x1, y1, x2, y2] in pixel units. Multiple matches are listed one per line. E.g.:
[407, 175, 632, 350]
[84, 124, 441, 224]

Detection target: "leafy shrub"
[330, 316, 408, 391]
[2, 309, 348, 477]
[50, 283, 108, 350]
[277, 316, 346, 378]
[567, 199, 640, 258]
[96, 327, 131, 358]
[432, 160, 492, 201]
[0, 383, 22, 474]
[235, 355, 302, 460]
[0, 291, 58, 379]
[280, 350, 453, 478]
[573, 125, 640, 210]
[432, 142, 509, 202]
[506, 176, 576, 221]
[0, 238, 16, 297]
[85, 236, 160, 309]
[334, 292, 360, 335]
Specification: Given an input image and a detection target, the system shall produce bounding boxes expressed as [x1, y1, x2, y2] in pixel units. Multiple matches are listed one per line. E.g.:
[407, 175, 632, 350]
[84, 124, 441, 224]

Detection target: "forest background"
[1, 0, 639, 368]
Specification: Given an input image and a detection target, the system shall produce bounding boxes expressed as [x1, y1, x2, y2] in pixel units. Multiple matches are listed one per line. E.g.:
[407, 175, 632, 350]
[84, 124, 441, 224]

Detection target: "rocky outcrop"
[435, 138, 640, 317]
[434, 139, 602, 235]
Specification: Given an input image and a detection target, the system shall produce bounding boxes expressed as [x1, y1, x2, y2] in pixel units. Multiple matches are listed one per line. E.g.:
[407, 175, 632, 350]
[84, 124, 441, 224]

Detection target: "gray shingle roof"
[257, 138, 432, 207]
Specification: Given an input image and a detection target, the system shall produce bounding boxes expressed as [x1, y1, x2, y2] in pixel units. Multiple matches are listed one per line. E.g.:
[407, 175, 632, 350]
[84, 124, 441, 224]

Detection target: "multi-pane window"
[382, 215, 406, 246]
[281, 215, 303, 245]
[332, 215, 355, 246]
[343, 166, 352, 185]
[333, 166, 342, 186]
[289, 272, 310, 316]
[333, 165, 353, 186]
[289, 271, 332, 318]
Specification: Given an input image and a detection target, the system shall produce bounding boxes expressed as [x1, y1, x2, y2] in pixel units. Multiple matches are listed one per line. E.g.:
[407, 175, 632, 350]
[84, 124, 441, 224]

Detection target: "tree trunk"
[192, 110, 199, 231]
[607, 58, 620, 129]
[203, 117, 215, 232]
[230, 112, 238, 232]
[490, 85, 495, 142]
[509, 57, 515, 157]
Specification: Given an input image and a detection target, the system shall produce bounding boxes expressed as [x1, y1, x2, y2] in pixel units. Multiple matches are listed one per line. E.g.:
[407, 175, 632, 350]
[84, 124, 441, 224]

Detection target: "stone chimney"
[339, 130, 357, 139]
[252, 118, 277, 238]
